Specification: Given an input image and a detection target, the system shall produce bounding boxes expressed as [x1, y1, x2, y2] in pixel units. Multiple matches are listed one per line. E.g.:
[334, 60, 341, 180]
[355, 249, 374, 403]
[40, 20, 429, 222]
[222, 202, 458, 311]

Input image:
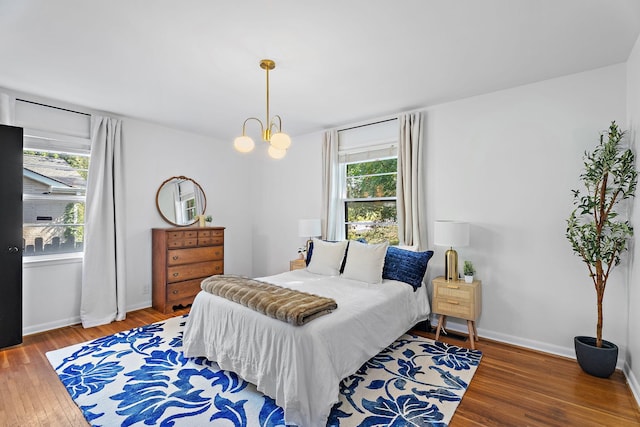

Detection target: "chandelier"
[233, 59, 291, 159]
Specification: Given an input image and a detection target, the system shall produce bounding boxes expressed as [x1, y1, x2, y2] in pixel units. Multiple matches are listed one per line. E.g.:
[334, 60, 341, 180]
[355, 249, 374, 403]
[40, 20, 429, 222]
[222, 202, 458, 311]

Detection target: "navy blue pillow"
[382, 246, 434, 291]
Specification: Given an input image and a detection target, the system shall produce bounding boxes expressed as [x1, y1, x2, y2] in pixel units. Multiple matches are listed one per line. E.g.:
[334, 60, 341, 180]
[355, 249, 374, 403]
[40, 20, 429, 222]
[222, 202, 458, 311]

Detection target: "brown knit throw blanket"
[200, 275, 338, 326]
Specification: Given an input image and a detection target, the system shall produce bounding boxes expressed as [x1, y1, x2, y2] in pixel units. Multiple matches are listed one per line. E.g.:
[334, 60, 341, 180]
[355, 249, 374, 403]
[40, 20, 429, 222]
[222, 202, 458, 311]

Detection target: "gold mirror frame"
[155, 176, 207, 227]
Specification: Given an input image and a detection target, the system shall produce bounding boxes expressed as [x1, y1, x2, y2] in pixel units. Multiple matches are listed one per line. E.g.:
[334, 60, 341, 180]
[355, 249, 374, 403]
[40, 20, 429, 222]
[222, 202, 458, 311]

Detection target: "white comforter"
[182, 270, 430, 427]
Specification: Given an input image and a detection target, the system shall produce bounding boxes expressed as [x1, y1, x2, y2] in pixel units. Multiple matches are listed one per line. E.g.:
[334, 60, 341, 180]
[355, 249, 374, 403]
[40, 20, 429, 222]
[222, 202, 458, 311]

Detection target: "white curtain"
[0, 93, 15, 125]
[81, 116, 126, 328]
[321, 130, 345, 240]
[397, 112, 427, 249]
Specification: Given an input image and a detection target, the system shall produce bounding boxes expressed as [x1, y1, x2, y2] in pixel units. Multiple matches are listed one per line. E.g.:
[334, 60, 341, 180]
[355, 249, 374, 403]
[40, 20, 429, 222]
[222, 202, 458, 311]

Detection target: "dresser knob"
[173, 273, 179, 277]
[172, 255, 179, 260]
[172, 290, 179, 294]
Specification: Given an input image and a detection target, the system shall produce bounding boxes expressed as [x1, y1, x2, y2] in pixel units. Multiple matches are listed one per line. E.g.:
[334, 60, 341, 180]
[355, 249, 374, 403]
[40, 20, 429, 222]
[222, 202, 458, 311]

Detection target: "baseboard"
[23, 315, 81, 336]
[624, 360, 640, 407]
[23, 302, 153, 336]
[432, 318, 623, 367]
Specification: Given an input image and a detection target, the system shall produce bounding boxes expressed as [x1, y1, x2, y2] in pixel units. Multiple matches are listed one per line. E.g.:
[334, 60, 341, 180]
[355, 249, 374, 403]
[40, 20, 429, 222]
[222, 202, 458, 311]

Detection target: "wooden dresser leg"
[435, 315, 445, 341]
[467, 320, 476, 350]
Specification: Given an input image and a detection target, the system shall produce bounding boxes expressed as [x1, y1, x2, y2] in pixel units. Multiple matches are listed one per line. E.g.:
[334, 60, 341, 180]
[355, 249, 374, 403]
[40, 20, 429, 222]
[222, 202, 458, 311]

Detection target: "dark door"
[0, 124, 23, 348]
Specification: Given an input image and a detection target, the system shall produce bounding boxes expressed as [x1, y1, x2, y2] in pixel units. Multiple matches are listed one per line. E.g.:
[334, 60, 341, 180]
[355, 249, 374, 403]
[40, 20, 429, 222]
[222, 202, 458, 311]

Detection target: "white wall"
[626, 32, 640, 402]
[22, 104, 254, 334]
[423, 64, 628, 358]
[120, 118, 254, 310]
[254, 64, 629, 362]
[250, 133, 323, 277]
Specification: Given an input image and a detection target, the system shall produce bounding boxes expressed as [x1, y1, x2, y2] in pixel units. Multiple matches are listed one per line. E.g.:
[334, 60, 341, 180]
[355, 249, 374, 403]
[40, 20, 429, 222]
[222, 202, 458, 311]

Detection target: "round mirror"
[156, 176, 207, 226]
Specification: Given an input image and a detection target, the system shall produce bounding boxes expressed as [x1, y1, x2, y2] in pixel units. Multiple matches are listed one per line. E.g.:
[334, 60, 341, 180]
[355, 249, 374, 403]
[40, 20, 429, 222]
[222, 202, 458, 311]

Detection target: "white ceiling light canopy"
[233, 59, 291, 159]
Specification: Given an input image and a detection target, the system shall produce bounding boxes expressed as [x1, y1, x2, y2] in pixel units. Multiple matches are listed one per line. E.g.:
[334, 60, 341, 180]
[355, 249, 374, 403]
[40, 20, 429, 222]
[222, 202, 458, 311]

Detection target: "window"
[23, 149, 89, 256]
[16, 99, 92, 258]
[344, 157, 399, 244]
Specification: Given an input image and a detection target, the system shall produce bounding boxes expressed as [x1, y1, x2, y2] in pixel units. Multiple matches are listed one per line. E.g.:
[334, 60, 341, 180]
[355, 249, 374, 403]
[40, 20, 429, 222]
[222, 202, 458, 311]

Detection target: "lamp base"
[444, 248, 458, 281]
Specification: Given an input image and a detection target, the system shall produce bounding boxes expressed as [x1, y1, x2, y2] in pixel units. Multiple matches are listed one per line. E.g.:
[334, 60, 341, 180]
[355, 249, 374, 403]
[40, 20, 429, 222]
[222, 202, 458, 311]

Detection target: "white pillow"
[341, 240, 389, 284]
[306, 239, 348, 276]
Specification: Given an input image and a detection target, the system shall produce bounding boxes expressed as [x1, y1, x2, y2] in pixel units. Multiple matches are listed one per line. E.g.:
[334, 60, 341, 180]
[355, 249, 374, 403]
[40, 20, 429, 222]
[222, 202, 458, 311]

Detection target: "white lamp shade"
[234, 135, 255, 153]
[268, 145, 286, 159]
[298, 219, 321, 238]
[433, 220, 469, 247]
[270, 132, 291, 150]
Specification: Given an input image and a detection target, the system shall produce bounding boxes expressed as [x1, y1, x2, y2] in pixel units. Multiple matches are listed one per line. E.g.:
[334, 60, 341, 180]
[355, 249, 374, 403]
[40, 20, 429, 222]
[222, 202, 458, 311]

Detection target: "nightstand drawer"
[433, 283, 474, 302]
[433, 298, 474, 319]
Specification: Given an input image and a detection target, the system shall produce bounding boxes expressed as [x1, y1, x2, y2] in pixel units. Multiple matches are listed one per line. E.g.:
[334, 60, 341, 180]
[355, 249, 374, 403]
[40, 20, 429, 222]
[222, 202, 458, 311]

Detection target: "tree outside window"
[344, 157, 398, 244]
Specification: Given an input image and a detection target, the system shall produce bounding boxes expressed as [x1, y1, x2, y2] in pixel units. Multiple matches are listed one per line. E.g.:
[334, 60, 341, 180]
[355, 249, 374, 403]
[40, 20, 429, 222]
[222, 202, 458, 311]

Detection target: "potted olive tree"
[566, 121, 637, 378]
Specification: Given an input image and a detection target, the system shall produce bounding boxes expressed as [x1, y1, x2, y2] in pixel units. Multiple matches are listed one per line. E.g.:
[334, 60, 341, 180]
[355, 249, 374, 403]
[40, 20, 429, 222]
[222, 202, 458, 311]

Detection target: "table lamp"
[434, 220, 469, 281]
[298, 219, 321, 252]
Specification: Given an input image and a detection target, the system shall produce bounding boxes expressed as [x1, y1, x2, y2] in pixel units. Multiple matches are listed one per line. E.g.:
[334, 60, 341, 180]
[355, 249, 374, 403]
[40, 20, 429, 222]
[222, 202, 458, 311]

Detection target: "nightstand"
[290, 258, 307, 271]
[432, 276, 482, 349]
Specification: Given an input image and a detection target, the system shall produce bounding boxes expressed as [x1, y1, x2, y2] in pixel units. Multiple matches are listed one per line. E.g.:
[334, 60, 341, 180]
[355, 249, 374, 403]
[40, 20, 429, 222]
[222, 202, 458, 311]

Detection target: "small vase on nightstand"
[465, 275, 474, 283]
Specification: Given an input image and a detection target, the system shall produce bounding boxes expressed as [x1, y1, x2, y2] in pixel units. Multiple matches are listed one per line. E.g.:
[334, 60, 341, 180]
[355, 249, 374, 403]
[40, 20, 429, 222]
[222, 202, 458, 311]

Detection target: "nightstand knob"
[447, 285, 460, 289]
[447, 300, 460, 305]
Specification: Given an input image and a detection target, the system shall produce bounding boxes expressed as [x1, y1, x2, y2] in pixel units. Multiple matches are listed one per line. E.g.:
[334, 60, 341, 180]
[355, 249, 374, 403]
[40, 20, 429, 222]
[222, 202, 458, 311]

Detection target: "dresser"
[432, 276, 482, 349]
[152, 227, 225, 313]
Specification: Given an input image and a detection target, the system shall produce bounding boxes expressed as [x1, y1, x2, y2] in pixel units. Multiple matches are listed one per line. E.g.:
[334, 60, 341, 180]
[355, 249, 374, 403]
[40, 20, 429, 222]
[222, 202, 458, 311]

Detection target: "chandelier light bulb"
[270, 132, 291, 150]
[268, 145, 287, 159]
[234, 135, 255, 153]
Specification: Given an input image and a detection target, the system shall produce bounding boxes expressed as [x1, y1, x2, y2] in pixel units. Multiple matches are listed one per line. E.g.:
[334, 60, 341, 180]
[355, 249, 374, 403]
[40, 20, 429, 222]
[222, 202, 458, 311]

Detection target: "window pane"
[24, 151, 89, 186]
[346, 158, 397, 177]
[346, 158, 397, 199]
[23, 150, 88, 257]
[345, 200, 398, 245]
[347, 174, 396, 198]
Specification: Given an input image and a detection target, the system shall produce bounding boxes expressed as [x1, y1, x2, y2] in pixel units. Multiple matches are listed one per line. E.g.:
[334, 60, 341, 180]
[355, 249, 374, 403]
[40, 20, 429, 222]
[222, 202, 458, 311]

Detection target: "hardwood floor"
[1, 308, 638, 426]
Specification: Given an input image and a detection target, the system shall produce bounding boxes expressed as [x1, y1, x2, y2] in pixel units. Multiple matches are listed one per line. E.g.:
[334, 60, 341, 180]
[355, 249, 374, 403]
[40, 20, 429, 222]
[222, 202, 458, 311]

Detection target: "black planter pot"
[574, 336, 618, 378]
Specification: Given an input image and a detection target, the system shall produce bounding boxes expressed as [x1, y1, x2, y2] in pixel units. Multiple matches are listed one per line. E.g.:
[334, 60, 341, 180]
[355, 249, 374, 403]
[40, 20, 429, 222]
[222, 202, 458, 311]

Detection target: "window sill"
[23, 252, 83, 268]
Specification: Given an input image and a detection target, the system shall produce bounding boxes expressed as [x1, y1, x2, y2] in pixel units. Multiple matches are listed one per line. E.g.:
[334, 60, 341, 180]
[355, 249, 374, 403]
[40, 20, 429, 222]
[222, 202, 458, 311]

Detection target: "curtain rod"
[17, 98, 91, 117]
[337, 117, 397, 133]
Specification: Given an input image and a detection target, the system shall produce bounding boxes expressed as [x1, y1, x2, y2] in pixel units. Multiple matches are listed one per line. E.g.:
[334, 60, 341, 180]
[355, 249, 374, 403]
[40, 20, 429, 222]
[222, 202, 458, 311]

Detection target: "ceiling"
[1, 1, 639, 142]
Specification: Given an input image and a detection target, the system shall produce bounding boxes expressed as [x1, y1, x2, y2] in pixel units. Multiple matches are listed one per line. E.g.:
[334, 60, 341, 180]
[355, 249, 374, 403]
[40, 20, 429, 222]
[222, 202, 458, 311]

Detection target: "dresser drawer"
[167, 260, 223, 283]
[168, 246, 224, 266]
[198, 236, 224, 246]
[167, 230, 199, 248]
[167, 238, 197, 248]
[167, 279, 203, 303]
[167, 230, 198, 240]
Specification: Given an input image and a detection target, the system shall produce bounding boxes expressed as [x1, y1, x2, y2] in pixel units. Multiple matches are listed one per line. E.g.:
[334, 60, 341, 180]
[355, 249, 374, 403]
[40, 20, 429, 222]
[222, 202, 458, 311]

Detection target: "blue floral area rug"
[46, 315, 482, 426]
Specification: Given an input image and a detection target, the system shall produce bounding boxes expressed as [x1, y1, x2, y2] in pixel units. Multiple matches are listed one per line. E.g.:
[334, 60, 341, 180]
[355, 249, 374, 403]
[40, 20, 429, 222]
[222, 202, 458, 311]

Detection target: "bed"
[182, 239, 433, 426]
